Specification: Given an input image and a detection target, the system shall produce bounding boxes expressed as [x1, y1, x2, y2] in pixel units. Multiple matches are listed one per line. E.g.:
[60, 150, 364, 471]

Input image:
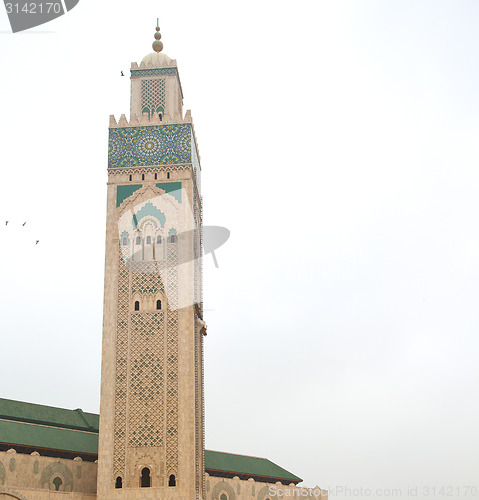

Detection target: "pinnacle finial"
[152, 19, 163, 53]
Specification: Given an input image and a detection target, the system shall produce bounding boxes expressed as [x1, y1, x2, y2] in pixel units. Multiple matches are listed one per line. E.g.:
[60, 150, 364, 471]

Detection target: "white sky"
[1, 1, 479, 499]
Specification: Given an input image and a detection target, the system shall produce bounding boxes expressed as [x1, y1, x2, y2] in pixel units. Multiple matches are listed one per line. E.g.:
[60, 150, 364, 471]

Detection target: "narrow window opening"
[134, 301, 140, 311]
[155, 173, 157, 180]
[156, 300, 162, 310]
[140, 467, 151, 488]
[115, 477, 122, 489]
[146, 236, 152, 244]
[170, 235, 177, 243]
[136, 236, 141, 245]
[220, 494, 227, 500]
[157, 235, 162, 244]
[168, 474, 176, 487]
[159, 113, 163, 121]
[167, 172, 170, 179]
[129, 174, 132, 181]
[142, 173, 145, 181]
[122, 237, 127, 246]
[53, 477, 62, 491]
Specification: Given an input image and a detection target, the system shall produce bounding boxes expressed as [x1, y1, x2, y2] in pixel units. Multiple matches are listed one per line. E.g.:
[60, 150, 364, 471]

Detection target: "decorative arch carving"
[211, 480, 236, 500]
[40, 462, 73, 491]
[0, 488, 28, 500]
[258, 485, 276, 500]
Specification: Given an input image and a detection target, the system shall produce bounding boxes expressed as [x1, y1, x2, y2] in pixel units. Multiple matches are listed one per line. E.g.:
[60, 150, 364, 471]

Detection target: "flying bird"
[121, 71, 124, 76]
[5, 221, 8, 225]
[22, 222, 26, 226]
[36, 240, 39, 245]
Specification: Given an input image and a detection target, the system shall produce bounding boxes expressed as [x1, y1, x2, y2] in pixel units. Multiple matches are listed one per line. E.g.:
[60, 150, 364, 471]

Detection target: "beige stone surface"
[0, 451, 97, 497]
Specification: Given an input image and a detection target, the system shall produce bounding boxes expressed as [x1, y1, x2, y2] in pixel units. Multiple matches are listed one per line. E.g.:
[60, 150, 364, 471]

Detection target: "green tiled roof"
[0, 419, 98, 455]
[0, 398, 99, 432]
[204, 450, 302, 483]
[0, 399, 301, 482]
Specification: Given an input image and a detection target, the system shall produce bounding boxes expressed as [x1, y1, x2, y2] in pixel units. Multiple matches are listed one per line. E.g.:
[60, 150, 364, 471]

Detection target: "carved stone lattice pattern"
[141, 79, 166, 118]
[113, 255, 129, 479]
[131, 262, 164, 295]
[128, 310, 165, 447]
[0, 461, 5, 484]
[114, 257, 168, 480]
[166, 241, 179, 477]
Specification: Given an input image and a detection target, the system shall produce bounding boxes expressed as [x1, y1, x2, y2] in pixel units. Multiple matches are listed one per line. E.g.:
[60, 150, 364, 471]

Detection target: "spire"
[152, 19, 163, 53]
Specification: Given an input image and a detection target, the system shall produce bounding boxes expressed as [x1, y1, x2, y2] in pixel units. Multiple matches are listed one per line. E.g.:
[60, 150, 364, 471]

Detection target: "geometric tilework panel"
[108, 124, 192, 168]
[131, 68, 178, 78]
[141, 79, 165, 119]
[117, 184, 142, 207]
[156, 182, 182, 204]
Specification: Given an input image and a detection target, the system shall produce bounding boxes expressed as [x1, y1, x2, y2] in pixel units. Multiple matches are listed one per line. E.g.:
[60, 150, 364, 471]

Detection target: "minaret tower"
[98, 23, 205, 499]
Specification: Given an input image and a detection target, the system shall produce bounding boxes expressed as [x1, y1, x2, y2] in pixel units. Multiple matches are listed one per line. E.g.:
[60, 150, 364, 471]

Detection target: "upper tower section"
[129, 22, 183, 121]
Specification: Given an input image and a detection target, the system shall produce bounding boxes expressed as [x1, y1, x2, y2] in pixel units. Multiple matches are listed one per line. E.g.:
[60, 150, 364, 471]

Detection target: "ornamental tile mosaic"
[131, 68, 178, 78]
[108, 124, 192, 168]
[141, 79, 166, 118]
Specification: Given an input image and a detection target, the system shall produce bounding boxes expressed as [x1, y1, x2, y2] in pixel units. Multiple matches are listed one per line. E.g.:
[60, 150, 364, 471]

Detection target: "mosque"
[0, 24, 327, 500]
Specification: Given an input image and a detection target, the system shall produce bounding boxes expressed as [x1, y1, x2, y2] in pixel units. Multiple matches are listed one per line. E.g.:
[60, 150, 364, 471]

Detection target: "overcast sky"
[1, 1, 479, 499]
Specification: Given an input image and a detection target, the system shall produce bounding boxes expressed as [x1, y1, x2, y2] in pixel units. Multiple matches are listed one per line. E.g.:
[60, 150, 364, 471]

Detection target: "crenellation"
[108, 112, 192, 129]
[118, 114, 128, 127]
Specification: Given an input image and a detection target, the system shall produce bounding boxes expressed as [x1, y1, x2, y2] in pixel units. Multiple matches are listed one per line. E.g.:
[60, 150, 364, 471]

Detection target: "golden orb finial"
[152, 19, 163, 53]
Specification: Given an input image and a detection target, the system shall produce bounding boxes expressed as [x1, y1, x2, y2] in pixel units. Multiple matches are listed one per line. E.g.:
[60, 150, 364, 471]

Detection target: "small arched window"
[134, 301, 140, 311]
[168, 474, 176, 487]
[156, 300, 161, 310]
[140, 467, 151, 488]
[159, 113, 163, 121]
[157, 235, 162, 244]
[122, 237, 128, 246]
[53, 477, 62, 491]
[136, 236, 141, 245]
[142, 174, 145, 181]
[129, 174, 132, 181]
[146, 236, 152, 244]
[155, 173, 158, 180]
[169, 235, 177, 243]
[115, 477, 122, 489]
[167, 172, 170, 179]
[220, 494, 227, 500]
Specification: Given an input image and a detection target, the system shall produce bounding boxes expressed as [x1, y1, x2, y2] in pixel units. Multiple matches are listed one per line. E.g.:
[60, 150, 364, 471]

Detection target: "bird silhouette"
[121, 71, 124, 76]
[22, 222, 26, 226]
[5, 221, 8, 225]
[35, 240, 39, 245]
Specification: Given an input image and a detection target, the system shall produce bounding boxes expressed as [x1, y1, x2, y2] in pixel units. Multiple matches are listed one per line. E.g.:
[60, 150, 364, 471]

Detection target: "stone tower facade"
[97, 30, 205, 500]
